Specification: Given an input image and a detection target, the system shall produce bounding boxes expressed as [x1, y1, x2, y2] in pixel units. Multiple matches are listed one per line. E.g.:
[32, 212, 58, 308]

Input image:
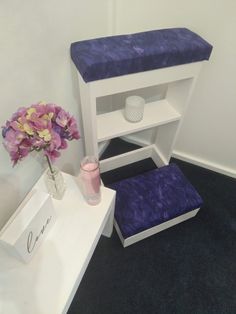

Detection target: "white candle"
[125, 95, 145, 122]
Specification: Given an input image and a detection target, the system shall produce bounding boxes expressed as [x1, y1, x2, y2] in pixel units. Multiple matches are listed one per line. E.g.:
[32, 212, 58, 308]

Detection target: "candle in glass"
[80, 156, 101, 205]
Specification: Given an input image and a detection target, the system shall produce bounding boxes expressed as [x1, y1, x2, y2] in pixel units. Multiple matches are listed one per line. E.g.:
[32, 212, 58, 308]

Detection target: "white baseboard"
[172, 150, 236, 179]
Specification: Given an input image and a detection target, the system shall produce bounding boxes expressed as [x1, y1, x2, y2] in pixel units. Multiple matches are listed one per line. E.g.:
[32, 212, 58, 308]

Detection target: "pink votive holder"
[80, 156, 101, 205]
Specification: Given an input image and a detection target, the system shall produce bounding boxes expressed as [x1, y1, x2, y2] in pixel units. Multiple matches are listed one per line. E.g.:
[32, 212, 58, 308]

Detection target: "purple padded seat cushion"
[71, 28, 212, 82]
[108, 164, 203, 239]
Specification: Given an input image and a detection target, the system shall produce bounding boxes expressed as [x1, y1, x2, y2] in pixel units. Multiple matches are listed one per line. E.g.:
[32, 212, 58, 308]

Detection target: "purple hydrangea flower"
[2, 102, 80, 165]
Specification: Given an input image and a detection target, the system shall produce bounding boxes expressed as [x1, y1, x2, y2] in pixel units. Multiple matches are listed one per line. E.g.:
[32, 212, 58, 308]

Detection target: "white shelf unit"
[77, 61, 203, 173]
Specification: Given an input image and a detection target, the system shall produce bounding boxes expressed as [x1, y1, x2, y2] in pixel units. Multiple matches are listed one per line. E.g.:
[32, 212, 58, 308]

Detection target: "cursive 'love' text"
[27, 216, 52, 254]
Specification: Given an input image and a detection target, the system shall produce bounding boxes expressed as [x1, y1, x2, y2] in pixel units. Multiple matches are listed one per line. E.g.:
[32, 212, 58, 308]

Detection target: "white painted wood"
[102, 197, 115, 237]
[147, 76, 200, 164]
[99, 145, 169, 172]
[89, 62, 203, 98]
[100, 145, 153, 173]
[0, 190, 56, 263]
[78, 62, 202, 178]
[97, 99, 181, 142]
[157, 72, 201, 163]
[0, 172, 116, 314]
[151, 145, 168, 167]
[78, 73, 99, 157]
[153, 121, 180, 164]
[115, 208, 200, 247]
[77, 61, 204, 171]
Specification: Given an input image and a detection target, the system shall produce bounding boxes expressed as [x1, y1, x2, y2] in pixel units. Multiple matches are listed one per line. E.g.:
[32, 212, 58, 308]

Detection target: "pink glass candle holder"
[80, 156, 101, 205]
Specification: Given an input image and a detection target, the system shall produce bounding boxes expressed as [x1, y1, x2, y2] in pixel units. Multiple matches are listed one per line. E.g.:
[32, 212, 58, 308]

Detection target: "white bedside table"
[0, 172, 116, 314]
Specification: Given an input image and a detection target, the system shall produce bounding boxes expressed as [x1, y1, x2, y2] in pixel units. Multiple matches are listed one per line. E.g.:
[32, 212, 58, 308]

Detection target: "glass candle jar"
[80, 156, 101, 205]
[125, 95, 145, 122]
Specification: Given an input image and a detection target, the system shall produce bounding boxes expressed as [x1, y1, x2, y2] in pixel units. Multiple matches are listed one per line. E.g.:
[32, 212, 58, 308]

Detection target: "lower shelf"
[97, 99, 181, 142]
[100, 140, 168, 174]
[108, 163, 203, 247]
[100, 138, 157, 185]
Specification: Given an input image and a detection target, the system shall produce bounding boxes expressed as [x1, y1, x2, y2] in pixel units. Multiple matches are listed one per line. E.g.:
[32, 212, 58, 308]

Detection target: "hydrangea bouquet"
[2, 102, 80, 199]
[2, 102, 80, 166]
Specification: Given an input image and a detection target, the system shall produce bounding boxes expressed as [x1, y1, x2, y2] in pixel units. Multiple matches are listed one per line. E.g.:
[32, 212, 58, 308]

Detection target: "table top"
[0, 172, 115, 314]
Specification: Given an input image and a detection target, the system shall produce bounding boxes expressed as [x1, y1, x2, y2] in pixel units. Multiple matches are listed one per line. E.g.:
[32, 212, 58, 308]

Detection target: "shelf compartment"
[100, 143, 168, 174]
[97, 99, 181, 142]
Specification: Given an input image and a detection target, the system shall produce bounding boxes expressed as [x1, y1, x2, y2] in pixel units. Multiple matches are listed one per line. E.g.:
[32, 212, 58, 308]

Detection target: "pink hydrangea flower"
[2, 102, 80, 165]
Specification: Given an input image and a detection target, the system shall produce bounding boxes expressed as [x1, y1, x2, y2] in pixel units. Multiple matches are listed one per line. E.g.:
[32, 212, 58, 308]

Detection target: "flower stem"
[46, 155, 58, 190]
[46, 155, 54, 175]
[45, 155, 63, 199]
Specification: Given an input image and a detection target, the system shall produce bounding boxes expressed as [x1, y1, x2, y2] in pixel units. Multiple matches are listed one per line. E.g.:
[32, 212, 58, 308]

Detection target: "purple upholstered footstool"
[71, 28, 212, 82]
[109, 164, 203, 247]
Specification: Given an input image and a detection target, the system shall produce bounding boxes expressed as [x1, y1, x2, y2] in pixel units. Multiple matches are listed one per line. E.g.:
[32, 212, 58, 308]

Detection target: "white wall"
[0, 0, 110, 229]
[112, 0, 236, 177]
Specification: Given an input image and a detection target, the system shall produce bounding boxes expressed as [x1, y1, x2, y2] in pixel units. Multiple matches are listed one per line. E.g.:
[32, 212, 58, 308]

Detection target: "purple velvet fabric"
[71, 28, 212, 82]
[109, 164, 203, 239]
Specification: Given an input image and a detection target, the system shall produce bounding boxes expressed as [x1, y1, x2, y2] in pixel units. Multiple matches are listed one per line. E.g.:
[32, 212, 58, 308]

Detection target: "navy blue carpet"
[68, 140, 236, 314]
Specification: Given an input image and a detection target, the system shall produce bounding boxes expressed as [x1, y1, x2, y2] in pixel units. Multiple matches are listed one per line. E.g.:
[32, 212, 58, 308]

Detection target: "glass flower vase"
[44, 166, 66, 200]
